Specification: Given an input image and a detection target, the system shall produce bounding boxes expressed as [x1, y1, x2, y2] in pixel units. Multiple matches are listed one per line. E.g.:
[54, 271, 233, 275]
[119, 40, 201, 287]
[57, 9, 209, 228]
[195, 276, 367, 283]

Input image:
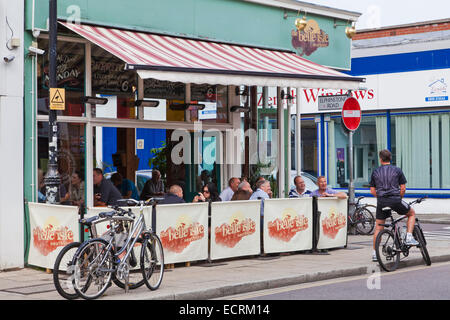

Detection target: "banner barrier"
[263, 198, 313, 254]
[316, 198, 348, 250]
[28, 203, 79, 269]
[85, 206, 149, 239]
[26, 197, 350, 270]
[210, 200, 261, 261]
[156, 202, 209, 264]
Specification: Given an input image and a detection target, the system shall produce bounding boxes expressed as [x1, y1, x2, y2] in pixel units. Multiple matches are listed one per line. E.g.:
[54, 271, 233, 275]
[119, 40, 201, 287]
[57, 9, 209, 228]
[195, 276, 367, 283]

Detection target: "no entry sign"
[341, 97, 361, 131]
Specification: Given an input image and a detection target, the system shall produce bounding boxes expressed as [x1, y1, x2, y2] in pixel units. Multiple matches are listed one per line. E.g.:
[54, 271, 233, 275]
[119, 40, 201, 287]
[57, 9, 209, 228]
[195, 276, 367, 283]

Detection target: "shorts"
[376, 198, 411, 220]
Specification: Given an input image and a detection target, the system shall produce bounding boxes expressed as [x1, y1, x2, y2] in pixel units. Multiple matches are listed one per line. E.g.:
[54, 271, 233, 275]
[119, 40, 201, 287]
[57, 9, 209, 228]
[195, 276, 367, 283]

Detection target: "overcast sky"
[307, 1, 450, 29]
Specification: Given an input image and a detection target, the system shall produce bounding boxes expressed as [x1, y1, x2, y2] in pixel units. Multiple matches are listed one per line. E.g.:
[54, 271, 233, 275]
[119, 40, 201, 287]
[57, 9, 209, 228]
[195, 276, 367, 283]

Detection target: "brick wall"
[353, 20, 450, 40]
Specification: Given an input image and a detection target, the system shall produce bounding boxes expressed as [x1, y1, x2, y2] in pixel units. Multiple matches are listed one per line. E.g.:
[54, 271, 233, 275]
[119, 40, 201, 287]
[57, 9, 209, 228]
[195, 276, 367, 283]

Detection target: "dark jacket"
[159, 193, 185, 204]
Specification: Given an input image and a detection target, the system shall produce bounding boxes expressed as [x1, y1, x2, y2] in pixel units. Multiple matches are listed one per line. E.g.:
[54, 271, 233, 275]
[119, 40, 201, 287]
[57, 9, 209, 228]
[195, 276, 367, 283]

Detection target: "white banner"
[156, 202, 209, 264]
[263, 198, 313, 254]
[210, 200, 261, 260]
[316, 198, 348, 250]
[28, 203, 79, 269]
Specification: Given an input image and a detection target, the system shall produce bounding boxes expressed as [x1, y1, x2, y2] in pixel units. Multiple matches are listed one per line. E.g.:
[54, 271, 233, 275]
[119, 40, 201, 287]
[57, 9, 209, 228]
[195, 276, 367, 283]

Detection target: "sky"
[305, 1, 450, 29]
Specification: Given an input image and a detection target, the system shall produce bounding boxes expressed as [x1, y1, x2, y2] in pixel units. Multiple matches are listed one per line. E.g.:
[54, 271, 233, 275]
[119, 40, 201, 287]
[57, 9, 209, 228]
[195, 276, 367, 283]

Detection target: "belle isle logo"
[160, 215, 205, 253]
[267, 210, 309, 242]
[291, 19, 329, 56]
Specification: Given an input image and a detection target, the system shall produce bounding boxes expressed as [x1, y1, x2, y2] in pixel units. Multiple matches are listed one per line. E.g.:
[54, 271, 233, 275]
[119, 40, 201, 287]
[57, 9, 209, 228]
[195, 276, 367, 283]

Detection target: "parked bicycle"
[53, 204, 148, 299]
[69, 198, 164, 299]
[348, 196, 376, 235]
[375, 197, 431, 272]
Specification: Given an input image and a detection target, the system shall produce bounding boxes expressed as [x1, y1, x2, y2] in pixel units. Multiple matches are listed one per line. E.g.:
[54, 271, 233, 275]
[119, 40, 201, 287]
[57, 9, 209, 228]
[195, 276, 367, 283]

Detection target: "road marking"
[220, 261, 450, 300]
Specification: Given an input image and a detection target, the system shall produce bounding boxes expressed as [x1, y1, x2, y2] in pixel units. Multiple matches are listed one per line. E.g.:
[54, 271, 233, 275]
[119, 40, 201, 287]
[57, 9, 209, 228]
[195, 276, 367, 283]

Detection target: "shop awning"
[61, 22, 364, 90]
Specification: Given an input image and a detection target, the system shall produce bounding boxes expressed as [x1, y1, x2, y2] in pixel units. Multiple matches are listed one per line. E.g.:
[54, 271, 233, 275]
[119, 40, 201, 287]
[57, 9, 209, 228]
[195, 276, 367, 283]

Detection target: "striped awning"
[61, 22, 364, 89]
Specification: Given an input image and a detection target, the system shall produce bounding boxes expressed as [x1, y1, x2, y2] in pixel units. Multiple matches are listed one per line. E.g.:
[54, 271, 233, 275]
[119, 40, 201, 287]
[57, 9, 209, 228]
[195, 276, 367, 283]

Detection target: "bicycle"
[70, 198, 164, 300]
[53, 205, 147, 299]
[375, 197, 431, 272]
[348, 196, 376, 235]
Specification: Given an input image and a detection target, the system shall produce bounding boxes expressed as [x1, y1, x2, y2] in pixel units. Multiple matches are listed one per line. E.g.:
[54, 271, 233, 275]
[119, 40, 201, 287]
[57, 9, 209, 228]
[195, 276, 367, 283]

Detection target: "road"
[219, 223, 450, 300]
[221, 261, 450, 300]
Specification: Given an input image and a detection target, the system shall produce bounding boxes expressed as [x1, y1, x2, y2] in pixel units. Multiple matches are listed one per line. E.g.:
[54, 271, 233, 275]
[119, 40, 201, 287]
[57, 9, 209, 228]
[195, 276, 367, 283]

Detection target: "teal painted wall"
[27, 0, 351, 69]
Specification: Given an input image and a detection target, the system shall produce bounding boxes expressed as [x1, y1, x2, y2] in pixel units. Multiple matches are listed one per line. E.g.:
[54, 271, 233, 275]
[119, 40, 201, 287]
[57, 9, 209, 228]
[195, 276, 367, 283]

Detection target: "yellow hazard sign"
[49, 88, 65, 110]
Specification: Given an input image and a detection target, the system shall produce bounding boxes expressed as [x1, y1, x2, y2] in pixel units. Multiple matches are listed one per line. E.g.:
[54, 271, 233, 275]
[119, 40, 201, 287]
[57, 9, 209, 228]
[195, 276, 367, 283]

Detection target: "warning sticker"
[49, 88, 65, 110]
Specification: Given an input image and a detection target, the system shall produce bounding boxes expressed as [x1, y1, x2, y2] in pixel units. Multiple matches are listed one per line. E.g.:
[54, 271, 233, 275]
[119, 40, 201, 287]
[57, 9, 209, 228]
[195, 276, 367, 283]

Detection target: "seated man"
[289, 175, 311, 198]
[93, 168, 122, 206]
[110, 172, 139, 201]
[310, 176, 347, 199]
[219, 177, 240, 201]
[159, 185, 186, 204]
[140, 169, 165, 200]
[249, 179, 271, 201]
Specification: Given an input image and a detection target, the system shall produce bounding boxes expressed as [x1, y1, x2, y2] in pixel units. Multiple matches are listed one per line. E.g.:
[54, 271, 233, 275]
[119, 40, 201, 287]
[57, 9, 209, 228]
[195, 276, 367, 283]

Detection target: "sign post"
[44, 0, 61, 204]
[341, 95, 361, 223]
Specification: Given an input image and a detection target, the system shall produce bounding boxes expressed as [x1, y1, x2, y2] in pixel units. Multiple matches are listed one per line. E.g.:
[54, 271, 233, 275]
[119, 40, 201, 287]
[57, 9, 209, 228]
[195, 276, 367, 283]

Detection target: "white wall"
[0, 0, 25, 269]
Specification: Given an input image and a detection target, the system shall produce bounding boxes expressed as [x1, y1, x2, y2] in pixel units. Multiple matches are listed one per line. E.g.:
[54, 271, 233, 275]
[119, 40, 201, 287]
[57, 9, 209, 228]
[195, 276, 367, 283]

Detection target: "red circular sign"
[341, 97, 361, 131]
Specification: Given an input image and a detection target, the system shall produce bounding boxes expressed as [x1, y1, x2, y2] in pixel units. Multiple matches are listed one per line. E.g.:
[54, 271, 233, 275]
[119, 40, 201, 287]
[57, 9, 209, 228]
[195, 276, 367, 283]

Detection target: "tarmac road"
[222, 261, 450, 300]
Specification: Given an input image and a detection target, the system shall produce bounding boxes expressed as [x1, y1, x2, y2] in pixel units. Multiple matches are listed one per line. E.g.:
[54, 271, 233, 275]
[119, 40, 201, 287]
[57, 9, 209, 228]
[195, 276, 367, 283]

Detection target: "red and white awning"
[61, 22, 364, 89]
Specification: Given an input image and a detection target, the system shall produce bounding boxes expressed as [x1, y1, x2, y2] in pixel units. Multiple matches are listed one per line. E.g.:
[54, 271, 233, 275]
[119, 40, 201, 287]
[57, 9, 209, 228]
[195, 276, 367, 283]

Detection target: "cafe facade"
[1, 0, 363, 269]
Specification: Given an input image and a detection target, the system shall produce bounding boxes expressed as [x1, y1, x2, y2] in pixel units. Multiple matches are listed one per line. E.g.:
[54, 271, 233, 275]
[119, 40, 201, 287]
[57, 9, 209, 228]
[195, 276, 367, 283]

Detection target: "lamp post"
[44, 0, 60, 204]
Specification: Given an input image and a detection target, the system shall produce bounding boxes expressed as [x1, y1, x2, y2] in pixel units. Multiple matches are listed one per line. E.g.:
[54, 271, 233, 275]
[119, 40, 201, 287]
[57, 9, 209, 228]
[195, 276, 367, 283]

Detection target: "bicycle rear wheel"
[355, 208, 375, 235]
[141, 233, 164, 290]
[375, 229, 400, 272]
[413, 226, 431, 266]
[112, 237, 146, 290]
[72, 238, 114, 300]
[53, 241, 80, 300]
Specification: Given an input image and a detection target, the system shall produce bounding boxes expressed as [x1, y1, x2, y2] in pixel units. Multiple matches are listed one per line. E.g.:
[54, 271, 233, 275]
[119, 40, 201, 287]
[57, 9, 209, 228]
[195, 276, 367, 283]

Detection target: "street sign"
[341, 97, 361, 131]
[318, 94, 348, 111]
[49, 88, 65, 110]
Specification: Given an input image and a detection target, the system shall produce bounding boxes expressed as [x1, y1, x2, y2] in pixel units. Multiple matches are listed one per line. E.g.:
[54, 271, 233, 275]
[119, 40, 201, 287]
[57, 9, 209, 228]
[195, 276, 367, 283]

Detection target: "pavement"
[1, 214, 449, 300]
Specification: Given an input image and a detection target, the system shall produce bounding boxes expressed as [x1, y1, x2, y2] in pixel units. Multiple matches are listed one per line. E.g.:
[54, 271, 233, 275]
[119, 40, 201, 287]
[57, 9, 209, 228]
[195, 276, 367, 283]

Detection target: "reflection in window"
[37, 122, 85, 205]
[37, 39, 85, 116]
[328, 115, 385, 188]
[393, 112, 450, 189]
[91, 44, 137, 119]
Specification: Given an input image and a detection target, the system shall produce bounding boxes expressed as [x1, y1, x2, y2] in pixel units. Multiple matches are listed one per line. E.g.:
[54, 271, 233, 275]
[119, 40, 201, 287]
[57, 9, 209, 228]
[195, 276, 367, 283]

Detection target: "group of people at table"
[38, 166, 347, 207]
[92, 168, 347, 207]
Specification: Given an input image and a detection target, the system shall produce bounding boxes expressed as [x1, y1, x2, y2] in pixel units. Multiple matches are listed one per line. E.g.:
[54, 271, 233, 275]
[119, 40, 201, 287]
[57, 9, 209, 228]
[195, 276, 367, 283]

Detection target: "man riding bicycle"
[369, 149, 419, 262]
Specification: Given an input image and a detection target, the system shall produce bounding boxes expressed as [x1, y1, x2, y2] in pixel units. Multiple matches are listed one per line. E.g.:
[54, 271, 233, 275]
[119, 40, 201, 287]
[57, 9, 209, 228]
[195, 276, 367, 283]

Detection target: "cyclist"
[369, 149, 418, 262]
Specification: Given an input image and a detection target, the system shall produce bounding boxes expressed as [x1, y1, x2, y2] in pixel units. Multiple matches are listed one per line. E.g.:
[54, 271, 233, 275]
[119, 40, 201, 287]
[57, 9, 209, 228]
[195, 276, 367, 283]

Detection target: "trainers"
[372, 252, 377, 262]
[405, 234, 419, 246]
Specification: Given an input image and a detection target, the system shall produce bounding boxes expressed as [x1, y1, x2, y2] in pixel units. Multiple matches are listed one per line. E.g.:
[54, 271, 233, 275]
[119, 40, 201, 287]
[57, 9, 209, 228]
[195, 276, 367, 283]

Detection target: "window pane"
[37, 39, 85, 116]
[37, 122, 85, 205]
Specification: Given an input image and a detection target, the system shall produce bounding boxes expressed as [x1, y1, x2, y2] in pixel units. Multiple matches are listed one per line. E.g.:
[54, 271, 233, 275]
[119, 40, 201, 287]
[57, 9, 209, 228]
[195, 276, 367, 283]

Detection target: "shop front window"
[37, 122, 86, 205]
[328, 115, 385, 188]
[392, 112, 450, 189]
[143, 79, 229, 123]
[37, 39, 85, 116]
[91, 44, 137, 119]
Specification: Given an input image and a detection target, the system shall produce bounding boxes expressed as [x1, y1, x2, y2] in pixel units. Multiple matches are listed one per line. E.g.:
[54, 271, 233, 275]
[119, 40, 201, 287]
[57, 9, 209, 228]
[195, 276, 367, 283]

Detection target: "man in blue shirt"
[369, 149, 418, 261]
[289, 176, 311, 198]
[310, 176, 347, 199]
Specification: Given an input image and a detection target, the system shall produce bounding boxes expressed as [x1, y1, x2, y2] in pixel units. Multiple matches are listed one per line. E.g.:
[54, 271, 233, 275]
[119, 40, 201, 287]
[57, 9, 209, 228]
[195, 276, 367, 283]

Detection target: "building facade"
[0, 0, 361, 269]
[291, 19, 450, 213]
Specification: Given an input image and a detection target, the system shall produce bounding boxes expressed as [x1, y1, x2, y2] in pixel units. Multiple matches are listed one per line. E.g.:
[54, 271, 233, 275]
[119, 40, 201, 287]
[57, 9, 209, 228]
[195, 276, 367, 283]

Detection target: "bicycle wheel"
[72, 238, 114, 300]
[112, 237, 146, 290]
[355, 208, 375, 235]
[375, 229, 400, 272]
[413, 226, 431, 266]
[141, 233, 164, 290]
[53, 241, 80, 300]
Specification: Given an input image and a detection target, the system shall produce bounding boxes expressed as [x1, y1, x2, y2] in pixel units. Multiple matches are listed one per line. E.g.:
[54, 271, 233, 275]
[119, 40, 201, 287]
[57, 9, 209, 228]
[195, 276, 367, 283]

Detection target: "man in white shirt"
[219, 177, 240, 201]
